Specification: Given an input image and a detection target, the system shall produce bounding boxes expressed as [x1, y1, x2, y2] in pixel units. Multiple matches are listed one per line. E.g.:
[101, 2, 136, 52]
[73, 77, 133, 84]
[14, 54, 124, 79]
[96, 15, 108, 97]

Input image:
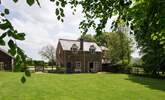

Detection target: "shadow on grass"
[126, 74, 165, 92]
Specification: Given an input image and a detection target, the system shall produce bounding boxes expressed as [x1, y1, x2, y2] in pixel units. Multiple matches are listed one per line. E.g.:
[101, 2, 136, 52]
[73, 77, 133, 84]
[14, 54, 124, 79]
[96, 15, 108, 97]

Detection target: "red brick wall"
[64, 51, 102, 72]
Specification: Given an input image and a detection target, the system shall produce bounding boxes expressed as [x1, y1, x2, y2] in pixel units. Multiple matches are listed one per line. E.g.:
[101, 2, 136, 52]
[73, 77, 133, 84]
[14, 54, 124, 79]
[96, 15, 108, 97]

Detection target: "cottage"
[56, 39, 102, 73]
[0, 48, 14, 71]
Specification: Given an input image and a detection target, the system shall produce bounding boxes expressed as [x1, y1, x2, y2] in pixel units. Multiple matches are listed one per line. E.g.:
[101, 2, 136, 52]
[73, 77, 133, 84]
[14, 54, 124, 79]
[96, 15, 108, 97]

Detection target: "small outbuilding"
[0, 48, 15, 71]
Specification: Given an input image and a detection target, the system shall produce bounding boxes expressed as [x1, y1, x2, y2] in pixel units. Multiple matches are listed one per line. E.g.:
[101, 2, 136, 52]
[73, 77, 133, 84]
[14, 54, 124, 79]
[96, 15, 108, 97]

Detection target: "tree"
[77, 0, 165, 75]
[79, 34, 96, 42]
[39, 45, 56, 70]
[126, 0, 165, 75]
[97, 32, 132, 64]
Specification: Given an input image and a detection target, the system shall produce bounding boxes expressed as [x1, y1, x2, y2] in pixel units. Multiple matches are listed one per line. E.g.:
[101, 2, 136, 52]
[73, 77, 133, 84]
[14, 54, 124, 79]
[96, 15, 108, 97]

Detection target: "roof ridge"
[59, 39, 79, 42]
[59, 39, 96, 43]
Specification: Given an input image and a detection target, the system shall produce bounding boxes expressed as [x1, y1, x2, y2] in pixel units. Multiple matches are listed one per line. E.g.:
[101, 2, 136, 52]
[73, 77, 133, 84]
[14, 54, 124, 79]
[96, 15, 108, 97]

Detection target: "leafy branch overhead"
[0, 7, 29, 83]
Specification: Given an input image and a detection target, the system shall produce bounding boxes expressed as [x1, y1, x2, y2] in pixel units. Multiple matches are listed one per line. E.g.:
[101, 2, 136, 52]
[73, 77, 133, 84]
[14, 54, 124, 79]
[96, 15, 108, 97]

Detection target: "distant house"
[56, 39, 102, 73]
[0, 48, 15, 71]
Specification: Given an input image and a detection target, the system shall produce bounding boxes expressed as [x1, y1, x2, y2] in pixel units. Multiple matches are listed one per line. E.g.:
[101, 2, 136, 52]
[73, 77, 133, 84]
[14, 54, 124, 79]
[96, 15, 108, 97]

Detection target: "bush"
[102, 64, 132, 73]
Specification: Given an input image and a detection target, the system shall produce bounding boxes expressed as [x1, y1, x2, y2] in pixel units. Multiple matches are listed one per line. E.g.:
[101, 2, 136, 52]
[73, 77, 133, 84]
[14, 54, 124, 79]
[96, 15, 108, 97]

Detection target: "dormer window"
[89, 45, 96, 54]
[71, 44, 78, 54]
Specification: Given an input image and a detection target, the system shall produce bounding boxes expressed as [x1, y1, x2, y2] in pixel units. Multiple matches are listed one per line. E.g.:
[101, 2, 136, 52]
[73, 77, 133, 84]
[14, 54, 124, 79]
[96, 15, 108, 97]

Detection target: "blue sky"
[0, 0, 140, 60]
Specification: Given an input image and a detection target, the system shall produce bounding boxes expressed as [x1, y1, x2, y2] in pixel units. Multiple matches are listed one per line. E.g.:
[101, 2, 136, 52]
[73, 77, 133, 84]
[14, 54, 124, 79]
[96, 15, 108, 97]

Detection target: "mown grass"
[0, 72, 165, 100]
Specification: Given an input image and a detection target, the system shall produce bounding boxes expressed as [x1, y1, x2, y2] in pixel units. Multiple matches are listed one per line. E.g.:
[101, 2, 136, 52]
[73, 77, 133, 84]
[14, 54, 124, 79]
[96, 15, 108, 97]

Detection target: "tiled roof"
[59, 39, 102, 52]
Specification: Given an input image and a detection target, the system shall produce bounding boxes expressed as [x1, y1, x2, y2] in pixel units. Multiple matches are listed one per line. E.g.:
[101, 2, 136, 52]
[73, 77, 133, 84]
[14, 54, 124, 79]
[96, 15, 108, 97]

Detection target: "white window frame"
[0, 62, 4, 70]
[75, 61, 81, 72]
[71, 44, 78, 54]
[89, 45, 96, 54]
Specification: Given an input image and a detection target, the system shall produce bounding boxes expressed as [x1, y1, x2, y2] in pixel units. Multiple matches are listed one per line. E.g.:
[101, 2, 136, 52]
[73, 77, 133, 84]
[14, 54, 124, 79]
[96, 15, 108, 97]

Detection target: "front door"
[89, 62, 93, 72]
[66, 62, 72, 73]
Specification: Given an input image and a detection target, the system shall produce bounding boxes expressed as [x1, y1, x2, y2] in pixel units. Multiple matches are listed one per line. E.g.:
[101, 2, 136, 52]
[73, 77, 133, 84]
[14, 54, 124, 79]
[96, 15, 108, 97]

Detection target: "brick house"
[0, 48, 15, 71]
[56, 39, 102, 73]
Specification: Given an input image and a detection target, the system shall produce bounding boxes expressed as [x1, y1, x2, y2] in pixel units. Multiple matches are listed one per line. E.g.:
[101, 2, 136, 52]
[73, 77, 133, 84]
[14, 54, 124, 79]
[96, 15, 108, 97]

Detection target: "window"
[94, 62, 100, 72]
[71, 44, 78, 54]
[75, 61, 81, 72]
[89, 45, 96, 54]
[0, 62, 4, 70]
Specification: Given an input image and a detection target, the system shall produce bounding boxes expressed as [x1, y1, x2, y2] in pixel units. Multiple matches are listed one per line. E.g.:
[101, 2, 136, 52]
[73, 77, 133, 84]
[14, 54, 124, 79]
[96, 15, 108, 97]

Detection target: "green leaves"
[25, 0, 40, 6]
[8, 39, 15, 49]
[151, 32, 165, 46]
[50, 0, 55, 2]
[0, 39, 5, 46]
[8, 39, 16, 55]
[4, 9, 9, 14]
[25, 70, 31, 77]
[13, 0, 18, 3]
[56, 8, 59, 15]
[0, 7, 28, 84]
[56, 1, 59, 6]
[0, 33, 7, 39]
[8, 48, 16, 56]
[14, 33, 25, 40]
[7, 30, 25, 40]
[55, 8, 64, 22]
[54, 0, 66, 22]
[0, 32, 7, 46]
[60, 8, 64, 17]
[21, 76, 26, 83]
[26, 0, 35, 6]
[57, 16, 60, 20]
[0, 20, 13, 30]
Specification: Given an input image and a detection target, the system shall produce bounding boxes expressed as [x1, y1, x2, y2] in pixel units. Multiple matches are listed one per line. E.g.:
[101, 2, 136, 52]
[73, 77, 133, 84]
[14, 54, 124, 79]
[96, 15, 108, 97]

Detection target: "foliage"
[26, 58, 46, 66]
[126, 0, 165, 75]
[96, 32, 132, 64]
[33, 60, 45, 66]
[79, 34, 96, 42]
[0, 7, 30, 82]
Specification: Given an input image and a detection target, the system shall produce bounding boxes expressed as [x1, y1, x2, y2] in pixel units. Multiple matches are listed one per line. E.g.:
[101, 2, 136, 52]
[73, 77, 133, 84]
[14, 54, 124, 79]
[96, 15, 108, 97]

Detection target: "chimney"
[80, 38, 84, 51]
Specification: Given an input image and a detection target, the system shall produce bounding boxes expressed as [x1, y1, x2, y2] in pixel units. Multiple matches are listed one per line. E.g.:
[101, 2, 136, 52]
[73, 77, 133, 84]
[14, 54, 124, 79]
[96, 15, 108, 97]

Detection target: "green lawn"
[0, 72, 165, 100]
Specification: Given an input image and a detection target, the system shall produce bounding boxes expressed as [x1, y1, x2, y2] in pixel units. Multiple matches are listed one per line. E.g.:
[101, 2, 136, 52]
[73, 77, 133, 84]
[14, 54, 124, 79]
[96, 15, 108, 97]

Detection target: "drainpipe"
[84, 51, 85, 72]
[11, 59, 14, 72]
[64, 50, 66, 73]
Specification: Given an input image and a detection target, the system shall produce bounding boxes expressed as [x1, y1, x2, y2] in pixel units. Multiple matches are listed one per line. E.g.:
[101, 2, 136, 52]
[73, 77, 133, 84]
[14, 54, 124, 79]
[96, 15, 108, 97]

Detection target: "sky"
[0, 0, 140, 60]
